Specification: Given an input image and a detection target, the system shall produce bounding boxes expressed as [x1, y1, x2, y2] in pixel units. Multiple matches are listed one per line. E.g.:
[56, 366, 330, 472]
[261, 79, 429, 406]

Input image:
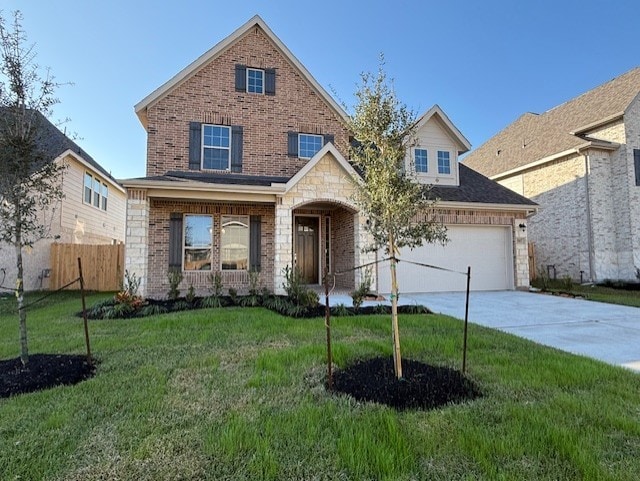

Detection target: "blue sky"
[2, 0, 638, 179]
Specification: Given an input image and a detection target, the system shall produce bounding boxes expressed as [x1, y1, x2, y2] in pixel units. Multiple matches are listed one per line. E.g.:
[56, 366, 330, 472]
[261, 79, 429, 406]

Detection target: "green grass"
[532, 281, 640, 308]
[1, 292, 640, 480]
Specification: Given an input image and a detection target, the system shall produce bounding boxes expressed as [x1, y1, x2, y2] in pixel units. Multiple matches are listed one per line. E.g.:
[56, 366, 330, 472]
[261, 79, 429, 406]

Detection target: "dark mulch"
[332, 356, 481, 411]
[0, 354, 95, 399]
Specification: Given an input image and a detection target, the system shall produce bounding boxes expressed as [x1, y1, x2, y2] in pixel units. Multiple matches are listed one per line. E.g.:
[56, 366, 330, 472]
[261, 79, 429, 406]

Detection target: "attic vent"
[496, 149, 502, 156]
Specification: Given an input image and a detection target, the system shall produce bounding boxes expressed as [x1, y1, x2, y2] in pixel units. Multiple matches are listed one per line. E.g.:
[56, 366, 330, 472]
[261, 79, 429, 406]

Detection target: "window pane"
[184, 248, 212, 271]
[299, 134, 323, 159]
[203, 147, 230, 170]
[101, 183, 108, 211]
[247, 69, 264, 94]
[84, 173, 92, 203]
[184, 215, 212, 271]
[93, 179, 100, 206]
[221, 215, 248, 270]
[203, 125, 230, 148]
[415, 149, 428, 173]
[437, 151, 451, 174]
[184, 215, 212, 247]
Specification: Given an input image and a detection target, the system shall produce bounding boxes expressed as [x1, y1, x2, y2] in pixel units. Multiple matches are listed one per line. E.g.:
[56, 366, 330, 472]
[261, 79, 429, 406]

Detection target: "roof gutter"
[437, 200, 538, 216]
[490, 140, 620, 181]
[119, 177, 286, 194]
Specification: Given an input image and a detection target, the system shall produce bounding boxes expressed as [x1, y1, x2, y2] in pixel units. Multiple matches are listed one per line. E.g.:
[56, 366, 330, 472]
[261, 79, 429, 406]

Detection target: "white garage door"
[377, 226, 513, 293]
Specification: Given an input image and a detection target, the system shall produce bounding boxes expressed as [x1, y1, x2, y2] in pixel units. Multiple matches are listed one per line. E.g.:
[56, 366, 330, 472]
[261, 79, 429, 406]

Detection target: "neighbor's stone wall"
[624, 96, 640, 278]
[145, 26, 349, 178]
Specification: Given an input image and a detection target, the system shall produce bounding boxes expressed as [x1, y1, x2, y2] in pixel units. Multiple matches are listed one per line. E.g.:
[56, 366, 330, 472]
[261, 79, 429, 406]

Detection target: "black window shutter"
[169, 213, 183, 271]
[231, 125, 243, 173]
[287, 131, 298, 157]
[634, 149, 640, 186]
[235, 64, 247, 92]
[249, 215, 262, 271]
[323, 134, 335, 146]
[265, 68, 276, 95]
[188, 122, 202, 170]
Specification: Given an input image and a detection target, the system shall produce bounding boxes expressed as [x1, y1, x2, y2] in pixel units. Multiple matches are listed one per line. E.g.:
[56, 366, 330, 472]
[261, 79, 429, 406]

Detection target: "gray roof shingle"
[463, 67, 640, 177]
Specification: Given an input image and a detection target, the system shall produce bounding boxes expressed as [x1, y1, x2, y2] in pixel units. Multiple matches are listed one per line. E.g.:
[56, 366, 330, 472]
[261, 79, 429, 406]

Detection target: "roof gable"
[464, 67, 640, 177]
[284, 143, 359, 192]
[414, 104, 471, 154]
[135, 15, 347, 128]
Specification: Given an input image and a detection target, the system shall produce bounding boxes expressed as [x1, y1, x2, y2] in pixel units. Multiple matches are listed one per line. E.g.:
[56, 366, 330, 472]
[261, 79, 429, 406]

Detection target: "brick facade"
[145, 27, 349, 178]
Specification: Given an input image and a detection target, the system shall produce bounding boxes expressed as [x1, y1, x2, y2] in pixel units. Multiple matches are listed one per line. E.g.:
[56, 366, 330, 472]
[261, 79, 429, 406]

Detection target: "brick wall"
[145, 26, 349, 178]
[145, 200, 275, 298]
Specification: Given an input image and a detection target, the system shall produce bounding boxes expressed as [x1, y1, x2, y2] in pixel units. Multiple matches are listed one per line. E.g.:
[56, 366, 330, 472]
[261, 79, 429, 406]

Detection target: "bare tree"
[0, 10, 65, 365]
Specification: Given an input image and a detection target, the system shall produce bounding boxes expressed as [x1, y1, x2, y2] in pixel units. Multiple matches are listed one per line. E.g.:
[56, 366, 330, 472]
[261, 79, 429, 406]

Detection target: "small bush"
[167, 270, 183, 300]
[207, 271, 223, 297]
[228, 287, 238, 305]
[185, 284, 196, 304]
[351, 267, 373, 311]
[172, 300, 191, 312]
[282, 265, 318, 308]
[201, 295, 223, 309]
[140, 304, 169, 317]
[332, 303, 353, 317]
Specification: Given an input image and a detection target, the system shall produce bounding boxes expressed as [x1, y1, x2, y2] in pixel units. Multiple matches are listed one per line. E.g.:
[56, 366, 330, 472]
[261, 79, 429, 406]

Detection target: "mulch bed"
[331, 356, 481, 411]
[0, 354, 95, 399]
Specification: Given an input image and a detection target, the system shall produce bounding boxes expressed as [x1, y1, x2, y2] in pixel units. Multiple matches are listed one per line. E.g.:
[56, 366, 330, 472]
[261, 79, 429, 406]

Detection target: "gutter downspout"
[584, 153, 596, 282]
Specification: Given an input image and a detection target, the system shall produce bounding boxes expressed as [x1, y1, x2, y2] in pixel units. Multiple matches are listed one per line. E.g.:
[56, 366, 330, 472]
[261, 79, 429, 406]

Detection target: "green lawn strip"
[1, 294, 639, 480]
[537, 284, 640, 308]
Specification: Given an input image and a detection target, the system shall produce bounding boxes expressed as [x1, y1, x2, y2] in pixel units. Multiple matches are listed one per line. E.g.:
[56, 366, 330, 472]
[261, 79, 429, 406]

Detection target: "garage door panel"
[377, 226, 513, 293]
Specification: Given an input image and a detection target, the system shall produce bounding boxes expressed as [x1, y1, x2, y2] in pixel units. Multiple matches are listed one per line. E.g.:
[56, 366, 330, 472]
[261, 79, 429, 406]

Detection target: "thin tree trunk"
[15, 237, 28, 365]
[389, 236, 402, 379]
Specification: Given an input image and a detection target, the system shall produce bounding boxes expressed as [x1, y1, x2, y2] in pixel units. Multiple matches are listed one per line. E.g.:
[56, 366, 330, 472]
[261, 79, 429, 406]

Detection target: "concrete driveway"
[403, 291, 640, 371]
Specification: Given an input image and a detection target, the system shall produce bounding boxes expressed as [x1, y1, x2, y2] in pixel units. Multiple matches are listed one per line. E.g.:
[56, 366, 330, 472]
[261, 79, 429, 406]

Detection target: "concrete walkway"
[323, 290, 640, 371]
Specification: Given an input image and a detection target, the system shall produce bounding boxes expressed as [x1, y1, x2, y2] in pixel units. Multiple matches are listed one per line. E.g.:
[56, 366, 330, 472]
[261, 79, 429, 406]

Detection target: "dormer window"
[437, 151, 451, 175]
[414, 148, 428, 173]
[202, 124, 231, 170]
[247, 68, 264, 94]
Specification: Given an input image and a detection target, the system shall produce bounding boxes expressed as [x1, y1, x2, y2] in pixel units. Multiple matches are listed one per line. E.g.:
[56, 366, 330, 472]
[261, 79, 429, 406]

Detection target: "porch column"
[514, 218, 530, 289]
[274, 200, 293, 295]
[125, 189, 150, 297]
[353, 212, 376, 286]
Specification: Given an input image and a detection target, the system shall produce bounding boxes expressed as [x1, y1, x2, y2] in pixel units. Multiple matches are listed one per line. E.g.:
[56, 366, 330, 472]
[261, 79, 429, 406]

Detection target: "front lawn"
[1, 292, 639, 480]
[532, 281, 640, 308]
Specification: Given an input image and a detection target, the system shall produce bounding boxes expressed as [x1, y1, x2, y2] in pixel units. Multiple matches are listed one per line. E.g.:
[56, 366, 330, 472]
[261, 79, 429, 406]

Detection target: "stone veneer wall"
[125, 189, 150, 296]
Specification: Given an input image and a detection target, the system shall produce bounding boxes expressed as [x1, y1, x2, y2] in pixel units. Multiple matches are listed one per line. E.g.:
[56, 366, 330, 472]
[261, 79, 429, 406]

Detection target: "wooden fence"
[528, 242, 536, 281]
[50, 243, 124, 291]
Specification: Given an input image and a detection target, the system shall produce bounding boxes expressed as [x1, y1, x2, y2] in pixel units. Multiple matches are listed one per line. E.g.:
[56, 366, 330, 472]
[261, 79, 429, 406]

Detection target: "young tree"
[0, 11, 65, 365]
[348, 59, 447, 379]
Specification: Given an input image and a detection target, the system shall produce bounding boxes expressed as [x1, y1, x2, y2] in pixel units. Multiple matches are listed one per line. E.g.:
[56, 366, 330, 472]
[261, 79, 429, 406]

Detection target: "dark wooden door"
[295, 217, 319, 284]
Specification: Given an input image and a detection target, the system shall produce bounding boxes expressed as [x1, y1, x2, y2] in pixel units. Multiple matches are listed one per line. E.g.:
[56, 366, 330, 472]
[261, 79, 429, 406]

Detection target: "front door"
[295, 216, 319, 284]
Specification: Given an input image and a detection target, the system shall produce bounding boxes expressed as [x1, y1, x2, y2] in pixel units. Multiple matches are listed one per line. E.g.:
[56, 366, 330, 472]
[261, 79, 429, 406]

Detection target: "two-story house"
[122, 16, 536, 298]
[0, 111, 126, 291]
[464, 68, 640, 282]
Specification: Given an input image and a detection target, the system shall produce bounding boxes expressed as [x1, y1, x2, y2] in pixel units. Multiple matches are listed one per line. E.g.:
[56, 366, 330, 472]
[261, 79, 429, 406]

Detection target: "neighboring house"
[0, 111, 126, 291]
[464, 67, 640, 282]
[122, 15, 536, 298]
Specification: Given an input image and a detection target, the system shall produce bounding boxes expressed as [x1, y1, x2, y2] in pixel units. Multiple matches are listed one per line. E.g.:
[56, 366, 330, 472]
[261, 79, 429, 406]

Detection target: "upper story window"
[202, 124, 231, 170]
[437, 151, 451, 175]
[414, 148, 428, 173]
[235, 65, 276, 95]
[84, 172, 109, 211]
[247, 68, 264, 94]
[299, 134, 324, 159]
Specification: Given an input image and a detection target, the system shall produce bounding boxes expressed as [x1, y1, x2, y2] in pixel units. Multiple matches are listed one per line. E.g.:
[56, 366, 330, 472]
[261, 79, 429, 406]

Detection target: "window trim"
[414, 147, 428, 173]
[298, 133, 324, 159]
[83, 172, 109, 211]
[182, 214, 213, 272]
[201, 124, 231, 171]
[220, 214, 250, 271]
[246, 67, 265, 94]
[437, 150, 452, 175]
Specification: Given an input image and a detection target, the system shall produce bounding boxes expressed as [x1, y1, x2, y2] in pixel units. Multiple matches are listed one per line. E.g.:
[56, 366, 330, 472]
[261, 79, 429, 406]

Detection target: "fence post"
[77, 257, 92, 364]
